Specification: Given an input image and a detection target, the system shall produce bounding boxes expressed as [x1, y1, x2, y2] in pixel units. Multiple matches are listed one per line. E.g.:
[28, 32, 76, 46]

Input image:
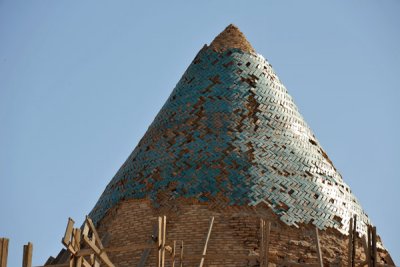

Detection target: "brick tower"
[51, 25, 395, 267]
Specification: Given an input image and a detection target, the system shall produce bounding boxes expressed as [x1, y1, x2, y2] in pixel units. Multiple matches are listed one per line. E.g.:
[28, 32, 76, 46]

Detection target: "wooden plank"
[81, 258, 92, 267]
[260, 219, 265, 267]
[347, 217, 353, 267]
[85, 216, 104, 249]
[199, 216, 214, 267]
[352, 216, 357, 267]
[80, 216, 115, 267]
[62, 218, 75, 247]
[22, 242, 33, 267]
[180, 241, 183, 267]
[264, 220, 271, 267]
[314, 227, 323, 267]
[74, 229, 81, 252]
[362, 235, 370, 267]
[82, 235, 115, 267]
[367, 226, 372, 267]
[76, 249, 94, 257]
[161, 216, 166, 267]
[0, 238, 9, 267]
[372, 226, 377, 267]
[172, 240, 176, 267]
[75, 256, 82, 267]
[157, 217, 162, 267]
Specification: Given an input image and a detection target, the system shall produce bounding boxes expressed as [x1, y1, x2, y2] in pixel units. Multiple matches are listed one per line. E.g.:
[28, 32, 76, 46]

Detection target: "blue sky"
[0, 0, 399, 266]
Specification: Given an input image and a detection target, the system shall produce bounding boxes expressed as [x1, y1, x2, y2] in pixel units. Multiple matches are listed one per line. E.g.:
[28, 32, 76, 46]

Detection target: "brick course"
[96, 199, 391, 267]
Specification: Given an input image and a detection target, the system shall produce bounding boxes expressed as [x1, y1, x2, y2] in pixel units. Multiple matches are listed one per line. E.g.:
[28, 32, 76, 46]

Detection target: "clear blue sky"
[0, 1, 399, 266]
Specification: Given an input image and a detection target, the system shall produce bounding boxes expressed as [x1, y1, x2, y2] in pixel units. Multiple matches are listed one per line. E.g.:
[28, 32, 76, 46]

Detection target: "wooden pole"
[0, 238, 9, 267]
[62, 218, 75, 247]
[80, 216, 115, 267]
[172, 241, 176, 267]
[199, 216, 214, 267]
[315, 227, 323, 267]
[180, 241, 184, 267]
[22, 242, 33, 267]
[371, 226, 377, 267]
[352, 216, 357, 267]
[157, 217, 162, 267]
[259, 219, 265, 267]
[347, 217, 353, 267]
[161, 216, 166, 267]
[264, 220, 271, 267]
[362, 235, 370, 267]
[367, 226, 372, 267]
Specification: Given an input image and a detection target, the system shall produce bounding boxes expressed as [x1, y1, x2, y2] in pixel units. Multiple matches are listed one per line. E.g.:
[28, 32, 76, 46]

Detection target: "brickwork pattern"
[96, 200, 391, 267]
[89, 44, 370, 238]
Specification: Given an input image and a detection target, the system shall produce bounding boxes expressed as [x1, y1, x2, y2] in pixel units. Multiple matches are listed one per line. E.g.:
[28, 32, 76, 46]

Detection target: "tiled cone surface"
[89, 25, 371, 240]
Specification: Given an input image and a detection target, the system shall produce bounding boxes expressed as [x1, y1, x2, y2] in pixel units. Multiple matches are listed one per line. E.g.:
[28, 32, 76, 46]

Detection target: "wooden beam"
[371, 226, 377, 267]
[0, 238, 9, 267]
[76, 249, 94, 257]
[79, 216, 115, 267]
[75, 229, 81, 251]
[352, 216, 357, 267]
[259, 219, 265, 267]
[172, 240, 176, 267]
[82, 235, 115, 267]
[362, 235, 370, 267]
[82, 258, 92, 267]
[62, 218, 75, 247]
[157, 217, 162, 267]
[315, 227, 323, 267]
[85, 216, 104, 249]
[199, 216, 214, 267]
[347, 217, 353, 267]
[180, 241, 183, 267]
[74, 256, 82, 267]
[22, 242, 33, 267]
[368, 225, 372, 267]
[161, 216, 166, 267]
[264, 220, 271, 267]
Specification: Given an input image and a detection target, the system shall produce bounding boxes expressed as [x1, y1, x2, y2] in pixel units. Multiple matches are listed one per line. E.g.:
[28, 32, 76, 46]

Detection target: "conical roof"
[89, 24, 370, 237]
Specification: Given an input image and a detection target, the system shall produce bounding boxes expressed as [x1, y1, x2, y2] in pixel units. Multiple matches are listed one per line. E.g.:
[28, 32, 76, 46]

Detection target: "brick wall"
[96, 199, 392, 267]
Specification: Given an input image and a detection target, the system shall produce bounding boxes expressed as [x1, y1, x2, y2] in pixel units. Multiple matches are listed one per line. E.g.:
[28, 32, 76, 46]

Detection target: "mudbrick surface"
[95, 199, 392, 267]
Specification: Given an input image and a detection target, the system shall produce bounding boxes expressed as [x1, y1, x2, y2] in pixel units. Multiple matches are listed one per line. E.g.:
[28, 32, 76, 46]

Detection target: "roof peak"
[209, 24, 255, 53]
